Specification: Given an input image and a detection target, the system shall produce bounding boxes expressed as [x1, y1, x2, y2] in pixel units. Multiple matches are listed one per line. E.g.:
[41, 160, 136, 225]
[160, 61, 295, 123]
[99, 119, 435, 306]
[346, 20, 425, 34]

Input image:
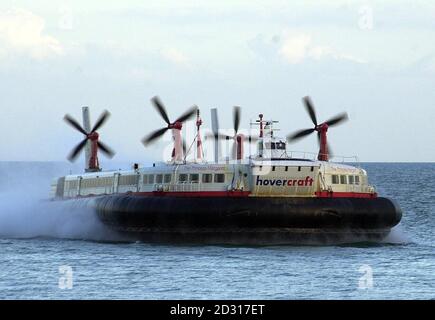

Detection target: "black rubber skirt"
[92, 195, 402, 245]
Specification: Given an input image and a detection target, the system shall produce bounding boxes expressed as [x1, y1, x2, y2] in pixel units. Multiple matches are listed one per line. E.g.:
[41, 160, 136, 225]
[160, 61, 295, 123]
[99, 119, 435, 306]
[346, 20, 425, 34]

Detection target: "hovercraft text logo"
[256, 176, 314, 187]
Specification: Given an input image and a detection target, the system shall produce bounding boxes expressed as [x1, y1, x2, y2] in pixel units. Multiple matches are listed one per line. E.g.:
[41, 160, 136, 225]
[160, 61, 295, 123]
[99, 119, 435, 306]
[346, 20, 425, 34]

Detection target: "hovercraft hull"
[92, 195, 401, 245]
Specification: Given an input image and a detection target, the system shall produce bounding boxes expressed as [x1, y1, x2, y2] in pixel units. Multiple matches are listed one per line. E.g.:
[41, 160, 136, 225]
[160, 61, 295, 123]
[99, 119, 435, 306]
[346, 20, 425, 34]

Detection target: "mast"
[196, 109, 203, 162]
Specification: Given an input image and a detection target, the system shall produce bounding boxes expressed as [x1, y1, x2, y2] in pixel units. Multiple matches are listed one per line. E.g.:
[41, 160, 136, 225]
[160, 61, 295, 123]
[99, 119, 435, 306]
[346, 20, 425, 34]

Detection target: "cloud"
[161, 48, 190, 67]
[278, 33, 311, 64]
[0, 8, 63, 60]
[278, 32, 366, 64]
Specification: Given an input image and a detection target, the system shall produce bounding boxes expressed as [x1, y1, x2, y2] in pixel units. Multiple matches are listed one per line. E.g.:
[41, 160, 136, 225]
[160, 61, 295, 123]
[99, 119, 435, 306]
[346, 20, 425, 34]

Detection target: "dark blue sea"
[0, 162, 433, 299]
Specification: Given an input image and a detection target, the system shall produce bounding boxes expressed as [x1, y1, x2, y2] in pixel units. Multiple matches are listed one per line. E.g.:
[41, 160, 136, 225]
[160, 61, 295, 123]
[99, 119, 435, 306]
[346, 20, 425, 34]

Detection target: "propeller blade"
[325, 112, 348, 127]
[303, 96, 317, 126]
[175, 105, 198, 123]
[328, 143, 333, 159]
[91, 110, 111, 133]
[211, 108, 219, 136]
[210, 108, 220, 163]
[204, 132, 228, 140]
[151, 96, 171, 125]
[64, 114, 88, 136]
[67, 137, 88, 162]
[97, 141, 115, 158]
[142, 127, 169, 146]
[287, 128, 315, 142]
[182, 139, 187, 155]
[233, 106, 241, 134]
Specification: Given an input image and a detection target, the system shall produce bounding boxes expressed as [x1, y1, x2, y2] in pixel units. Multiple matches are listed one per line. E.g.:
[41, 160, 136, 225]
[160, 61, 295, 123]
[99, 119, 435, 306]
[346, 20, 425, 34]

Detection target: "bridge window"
[142, 175, 148, 184]
[332, 175, 339, 184]
[340, 175, 347, 184]
[276, 142, 286, 150]
[355, 176, 360, 185]
[164, 174, 171, 183]
[179, 174, 188, 183]
[348, 175, 355, 185]
[156, 174, 163, 184]
[214, 174, 225, 183]
[189, 174, 199, 183]
[202, 174, 212, 183]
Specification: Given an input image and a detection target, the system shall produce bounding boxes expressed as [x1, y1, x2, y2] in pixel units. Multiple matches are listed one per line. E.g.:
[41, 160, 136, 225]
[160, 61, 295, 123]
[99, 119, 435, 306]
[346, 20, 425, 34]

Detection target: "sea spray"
[382, 224, 411, 244]
[0, 161, 122, 241]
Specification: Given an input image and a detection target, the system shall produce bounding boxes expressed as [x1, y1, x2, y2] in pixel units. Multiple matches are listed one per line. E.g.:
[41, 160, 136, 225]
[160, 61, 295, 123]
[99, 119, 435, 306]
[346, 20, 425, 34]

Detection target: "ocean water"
[0, 162, 433, 299]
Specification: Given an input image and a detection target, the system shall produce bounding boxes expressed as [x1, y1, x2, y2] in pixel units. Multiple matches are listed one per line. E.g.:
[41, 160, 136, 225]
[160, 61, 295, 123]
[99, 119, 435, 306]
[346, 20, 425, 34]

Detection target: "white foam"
[0, 162, 120, 241]
[382, 224, 411, 244]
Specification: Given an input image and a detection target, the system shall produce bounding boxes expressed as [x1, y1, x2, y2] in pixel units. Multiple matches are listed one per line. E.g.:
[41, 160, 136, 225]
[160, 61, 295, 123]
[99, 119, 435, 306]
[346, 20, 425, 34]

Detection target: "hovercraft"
[50, 96, 402, 245]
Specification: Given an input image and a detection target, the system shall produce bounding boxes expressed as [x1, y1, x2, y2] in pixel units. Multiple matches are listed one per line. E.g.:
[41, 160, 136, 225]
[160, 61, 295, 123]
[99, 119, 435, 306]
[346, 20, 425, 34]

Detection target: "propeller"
[205, 106, 259, 160]
[287, 96, 348, 159]
[64, 110, 115, 162]
[142, 96, 198, 146]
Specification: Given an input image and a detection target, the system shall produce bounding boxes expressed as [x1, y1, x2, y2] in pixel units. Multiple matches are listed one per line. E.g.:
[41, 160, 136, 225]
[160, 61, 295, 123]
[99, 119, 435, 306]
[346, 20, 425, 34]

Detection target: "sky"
[0, 0, 434, 163]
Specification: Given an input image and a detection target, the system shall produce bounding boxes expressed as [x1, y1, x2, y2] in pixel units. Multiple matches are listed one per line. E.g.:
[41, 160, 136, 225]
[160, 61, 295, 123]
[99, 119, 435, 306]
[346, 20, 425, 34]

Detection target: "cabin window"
[156, 174, 163, 184]
[332, 175, 339, 184]
[272, 166, 276, 171]
[179, 174, 188, 183]
[142, 175, 148, 184]
[164, 174, 171, 183]
[355, 176, 360, 185]
[148, 174, 155, 184]
[340, 175, 347, 184]
[189, 174, 199, 183]
[311, 166, 314, 172]
[202, 174, 212, 183]
[298, 166, 301, 172]
[348, 175, 355, 185]
[93, 177, 113, 187]
[119, 175, 137, 186]
[214, 174, 225, 183]
[285, 166, 288, 172]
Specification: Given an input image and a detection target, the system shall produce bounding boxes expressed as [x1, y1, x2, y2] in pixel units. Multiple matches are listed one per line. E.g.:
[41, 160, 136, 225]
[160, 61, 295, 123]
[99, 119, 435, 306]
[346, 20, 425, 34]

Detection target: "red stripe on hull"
[315, 191, 377, 198]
